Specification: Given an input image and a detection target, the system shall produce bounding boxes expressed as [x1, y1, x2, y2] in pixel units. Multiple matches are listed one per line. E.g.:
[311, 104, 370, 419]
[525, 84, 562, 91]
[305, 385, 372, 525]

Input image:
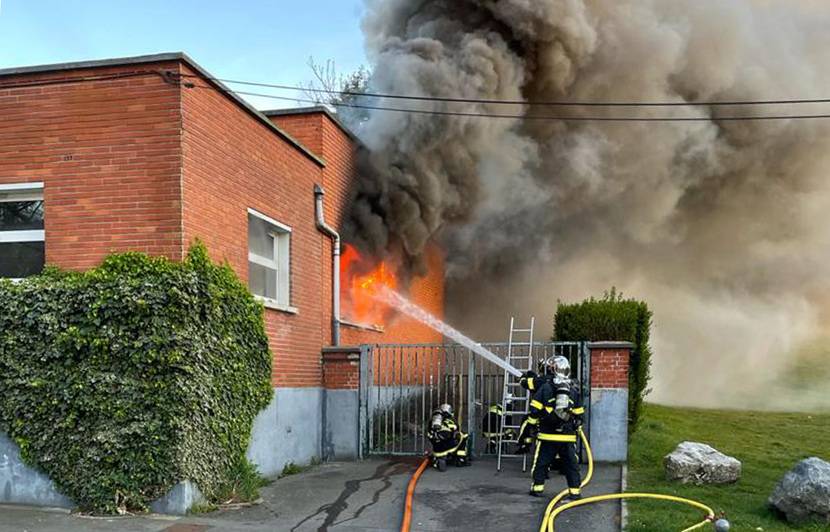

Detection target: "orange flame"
[341, 244, 399, 326]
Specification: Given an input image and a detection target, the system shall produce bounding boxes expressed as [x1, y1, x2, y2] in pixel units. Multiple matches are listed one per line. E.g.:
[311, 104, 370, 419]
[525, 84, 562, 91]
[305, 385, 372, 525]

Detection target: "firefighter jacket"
[527, 379, 584, 443]
[519, 370, 544, 393]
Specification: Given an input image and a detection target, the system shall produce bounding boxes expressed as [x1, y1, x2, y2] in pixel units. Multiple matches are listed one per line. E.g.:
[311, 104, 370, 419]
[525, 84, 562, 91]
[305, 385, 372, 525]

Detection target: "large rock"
[664, 441, 741, 485]
[768, 457, 830, 525]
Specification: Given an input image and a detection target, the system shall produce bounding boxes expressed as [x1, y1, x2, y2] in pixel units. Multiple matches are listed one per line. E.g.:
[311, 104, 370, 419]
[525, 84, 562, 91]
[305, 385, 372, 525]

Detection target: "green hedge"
[553, 288, 653, 430]
[0, 243, 273, 513]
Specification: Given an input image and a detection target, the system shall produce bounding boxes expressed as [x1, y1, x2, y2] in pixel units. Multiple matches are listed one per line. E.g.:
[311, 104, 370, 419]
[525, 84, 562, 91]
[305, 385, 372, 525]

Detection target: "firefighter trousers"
[530, 440, 581, 494]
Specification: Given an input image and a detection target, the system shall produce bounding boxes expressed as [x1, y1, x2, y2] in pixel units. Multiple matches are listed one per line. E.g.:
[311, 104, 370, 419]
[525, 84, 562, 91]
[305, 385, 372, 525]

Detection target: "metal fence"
[360, 342, 589, 458]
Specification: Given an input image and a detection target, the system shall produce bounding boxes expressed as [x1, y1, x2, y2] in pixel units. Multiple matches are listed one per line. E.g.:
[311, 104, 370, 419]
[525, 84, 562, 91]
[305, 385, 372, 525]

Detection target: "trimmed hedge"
[0, 243, 273, 513]
[553, 288, 652, 430]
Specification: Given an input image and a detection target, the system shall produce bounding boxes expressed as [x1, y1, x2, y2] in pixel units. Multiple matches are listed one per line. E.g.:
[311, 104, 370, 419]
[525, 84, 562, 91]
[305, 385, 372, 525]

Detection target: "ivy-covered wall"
[0, 244, 273, 513]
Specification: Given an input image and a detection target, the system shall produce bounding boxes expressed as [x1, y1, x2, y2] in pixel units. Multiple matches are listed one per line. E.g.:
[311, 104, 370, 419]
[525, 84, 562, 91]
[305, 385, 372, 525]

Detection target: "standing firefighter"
[527, 356, 585, 499]
[427, 403, 470, 471]
[515, 361, 551, 453]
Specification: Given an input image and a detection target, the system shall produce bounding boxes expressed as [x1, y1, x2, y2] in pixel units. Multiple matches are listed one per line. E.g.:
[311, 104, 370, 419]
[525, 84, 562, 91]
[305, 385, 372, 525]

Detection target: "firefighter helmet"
[552, 356, 571, 380]
[438, 403, 453, 416]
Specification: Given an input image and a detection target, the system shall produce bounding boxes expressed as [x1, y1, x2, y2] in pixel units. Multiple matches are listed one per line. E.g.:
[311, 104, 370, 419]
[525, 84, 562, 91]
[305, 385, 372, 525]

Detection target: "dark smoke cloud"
[349, 0, 830, 409]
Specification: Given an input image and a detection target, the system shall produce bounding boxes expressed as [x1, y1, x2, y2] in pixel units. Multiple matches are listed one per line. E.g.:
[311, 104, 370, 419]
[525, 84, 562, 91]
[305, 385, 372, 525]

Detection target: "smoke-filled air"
[344, 0, 830, 410]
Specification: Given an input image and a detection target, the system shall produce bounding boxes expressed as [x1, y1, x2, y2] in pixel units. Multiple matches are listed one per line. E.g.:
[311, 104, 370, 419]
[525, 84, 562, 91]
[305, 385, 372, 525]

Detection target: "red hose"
[401, 457, 430, 532]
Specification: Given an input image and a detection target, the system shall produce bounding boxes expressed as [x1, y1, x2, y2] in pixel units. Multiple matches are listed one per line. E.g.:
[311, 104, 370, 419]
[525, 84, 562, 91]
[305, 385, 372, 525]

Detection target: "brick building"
[0, 53, 444, 476]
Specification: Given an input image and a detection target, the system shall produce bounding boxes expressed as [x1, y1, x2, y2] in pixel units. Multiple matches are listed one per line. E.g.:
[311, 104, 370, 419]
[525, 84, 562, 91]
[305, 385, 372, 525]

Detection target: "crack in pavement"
[289, 461, 410, 532]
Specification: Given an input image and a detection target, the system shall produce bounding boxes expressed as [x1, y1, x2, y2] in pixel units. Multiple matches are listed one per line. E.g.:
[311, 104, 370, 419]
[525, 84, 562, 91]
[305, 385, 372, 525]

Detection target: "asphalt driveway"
[0, 457, 622, 532]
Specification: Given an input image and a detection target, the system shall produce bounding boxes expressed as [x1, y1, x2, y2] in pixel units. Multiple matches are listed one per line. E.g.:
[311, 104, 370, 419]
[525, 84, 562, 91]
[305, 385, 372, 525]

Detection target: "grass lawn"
[626, 403, 830, 531]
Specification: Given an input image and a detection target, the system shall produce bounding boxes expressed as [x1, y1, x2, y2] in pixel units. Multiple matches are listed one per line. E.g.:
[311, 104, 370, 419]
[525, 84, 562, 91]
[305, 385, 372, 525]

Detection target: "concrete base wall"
[323, 389, 359, 461]
[589, 388, 629, 462]
[0, 433, 73, 508]
[247, 387, 323, 478]
[150, 481, 205, 515]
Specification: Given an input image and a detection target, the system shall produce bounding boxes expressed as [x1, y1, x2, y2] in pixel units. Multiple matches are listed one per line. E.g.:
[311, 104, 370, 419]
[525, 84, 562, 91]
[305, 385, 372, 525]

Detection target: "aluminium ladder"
[496, 316, 535, 471]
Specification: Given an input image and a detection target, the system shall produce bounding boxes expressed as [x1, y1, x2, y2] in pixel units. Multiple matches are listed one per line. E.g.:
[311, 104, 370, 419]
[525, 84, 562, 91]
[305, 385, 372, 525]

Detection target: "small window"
[0, 183, 45, 279]
[248, 208, 291, 310]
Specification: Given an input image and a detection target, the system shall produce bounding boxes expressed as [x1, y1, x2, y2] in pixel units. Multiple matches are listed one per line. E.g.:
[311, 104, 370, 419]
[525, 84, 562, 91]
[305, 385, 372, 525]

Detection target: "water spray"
[376, 285, 523, 377]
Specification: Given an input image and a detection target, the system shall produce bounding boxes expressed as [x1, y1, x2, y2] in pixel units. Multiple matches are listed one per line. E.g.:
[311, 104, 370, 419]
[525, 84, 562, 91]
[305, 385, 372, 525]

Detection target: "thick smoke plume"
[348, 0, 830, 410]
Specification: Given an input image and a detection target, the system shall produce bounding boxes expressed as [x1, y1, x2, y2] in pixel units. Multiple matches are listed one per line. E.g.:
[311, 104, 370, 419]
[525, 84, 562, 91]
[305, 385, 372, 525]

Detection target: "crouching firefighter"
[482, 403, 516, 453]
[427, 404, 470, 471]
[527, 356, 585, 499]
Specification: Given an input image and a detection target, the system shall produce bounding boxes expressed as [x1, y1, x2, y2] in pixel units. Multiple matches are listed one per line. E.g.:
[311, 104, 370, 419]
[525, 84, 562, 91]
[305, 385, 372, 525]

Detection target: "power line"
[177, 71, 830, 108]
[216, 86, 830, 122]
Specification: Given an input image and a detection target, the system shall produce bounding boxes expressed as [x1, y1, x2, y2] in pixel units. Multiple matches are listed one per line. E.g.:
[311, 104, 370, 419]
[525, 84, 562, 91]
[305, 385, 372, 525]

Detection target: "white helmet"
[438, 403, 453, 416]
[551, 356, 571, 380]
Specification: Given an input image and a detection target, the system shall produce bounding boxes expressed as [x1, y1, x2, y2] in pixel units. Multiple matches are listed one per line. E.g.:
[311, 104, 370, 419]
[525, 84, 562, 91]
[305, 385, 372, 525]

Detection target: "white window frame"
[0, 182, 45, 281]
[247, 208, 296, 314]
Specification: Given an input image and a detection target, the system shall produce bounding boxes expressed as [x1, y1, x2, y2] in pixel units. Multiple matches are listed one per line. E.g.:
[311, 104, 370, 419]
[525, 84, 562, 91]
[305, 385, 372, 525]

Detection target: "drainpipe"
[314, 184, 341, 345]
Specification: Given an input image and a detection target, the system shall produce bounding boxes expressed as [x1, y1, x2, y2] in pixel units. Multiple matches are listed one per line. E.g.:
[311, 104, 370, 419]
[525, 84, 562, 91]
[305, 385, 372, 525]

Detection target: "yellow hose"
[539, 427, 716, 532]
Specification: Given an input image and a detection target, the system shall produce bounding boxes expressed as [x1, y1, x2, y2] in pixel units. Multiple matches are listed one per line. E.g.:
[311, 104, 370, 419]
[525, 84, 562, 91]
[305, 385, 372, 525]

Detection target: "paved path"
[0, 457, 621, 532]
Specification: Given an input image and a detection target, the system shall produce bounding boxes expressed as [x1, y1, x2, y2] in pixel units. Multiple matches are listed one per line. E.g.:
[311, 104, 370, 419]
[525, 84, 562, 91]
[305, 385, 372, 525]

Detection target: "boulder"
[768, 457, 830, 525]
[664, 441, 741, 485]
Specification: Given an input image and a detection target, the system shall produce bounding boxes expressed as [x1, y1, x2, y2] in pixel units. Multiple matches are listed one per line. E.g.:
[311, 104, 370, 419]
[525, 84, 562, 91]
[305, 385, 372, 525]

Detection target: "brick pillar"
[322, 347, 361, 390]
[588, 341, 634, 462]
[321, 346, 363, 461]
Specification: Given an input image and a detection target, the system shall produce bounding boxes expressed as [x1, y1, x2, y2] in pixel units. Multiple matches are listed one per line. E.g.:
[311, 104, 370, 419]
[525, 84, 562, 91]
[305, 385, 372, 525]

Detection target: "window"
[247, 208, 293, 311]
[0, 183, 45, 279]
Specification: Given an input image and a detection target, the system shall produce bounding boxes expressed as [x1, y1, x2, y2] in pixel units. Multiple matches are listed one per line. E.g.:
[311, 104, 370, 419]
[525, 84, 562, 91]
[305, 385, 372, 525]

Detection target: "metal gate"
[359, 342, 589, 457]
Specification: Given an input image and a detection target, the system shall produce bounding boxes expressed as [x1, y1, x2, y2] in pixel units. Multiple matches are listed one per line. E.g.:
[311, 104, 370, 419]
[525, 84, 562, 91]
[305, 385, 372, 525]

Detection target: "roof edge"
[0, 52, 187, 78]
[0, 52, 326, 168]
[264, 106, 362, 145]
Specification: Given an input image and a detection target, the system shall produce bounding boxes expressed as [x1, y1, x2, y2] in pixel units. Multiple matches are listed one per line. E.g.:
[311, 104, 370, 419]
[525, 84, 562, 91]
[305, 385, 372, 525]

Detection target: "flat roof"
[264, 105, 360, 144]
[0, 52, 326, 168]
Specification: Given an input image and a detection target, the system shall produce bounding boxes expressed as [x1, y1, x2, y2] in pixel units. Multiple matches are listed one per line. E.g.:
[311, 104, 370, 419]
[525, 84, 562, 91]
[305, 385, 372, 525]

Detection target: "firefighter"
[527, 356, 585, 499]
[515, 359, 550, 453]
[427, 403, 470, 471]
[482, 402, 516, 453]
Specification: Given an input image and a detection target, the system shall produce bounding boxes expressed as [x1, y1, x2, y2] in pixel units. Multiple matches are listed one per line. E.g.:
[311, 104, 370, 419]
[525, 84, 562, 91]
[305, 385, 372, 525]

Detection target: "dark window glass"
[0, 201, 44, 231]
[0, 242, 45, 277]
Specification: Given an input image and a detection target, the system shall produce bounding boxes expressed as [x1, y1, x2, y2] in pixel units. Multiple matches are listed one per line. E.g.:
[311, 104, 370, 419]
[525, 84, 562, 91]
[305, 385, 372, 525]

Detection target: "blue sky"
[0, 0, 368, 109]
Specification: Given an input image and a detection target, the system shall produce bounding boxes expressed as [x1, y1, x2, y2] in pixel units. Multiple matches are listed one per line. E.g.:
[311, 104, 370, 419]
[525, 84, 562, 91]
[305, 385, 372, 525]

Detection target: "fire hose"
[539, 427, 728, 532]
[401, 457, 430, 532]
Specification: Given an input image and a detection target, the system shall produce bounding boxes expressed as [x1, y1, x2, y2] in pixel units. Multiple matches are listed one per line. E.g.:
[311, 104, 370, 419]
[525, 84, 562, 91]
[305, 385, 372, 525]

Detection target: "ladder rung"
[502, 411, 528, 416]
[512, 328, 532, 333]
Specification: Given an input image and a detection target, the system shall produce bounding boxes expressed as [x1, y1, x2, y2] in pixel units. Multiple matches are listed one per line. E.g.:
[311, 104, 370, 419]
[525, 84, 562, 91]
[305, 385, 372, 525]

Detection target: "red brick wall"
[322, 348, 361, 390]
[1, 61, 447, 390]
[0, 64, 184, 269]
[590, 346, 631, 388]
[268, 113, 325, 158]
[178, 65, 330, 389]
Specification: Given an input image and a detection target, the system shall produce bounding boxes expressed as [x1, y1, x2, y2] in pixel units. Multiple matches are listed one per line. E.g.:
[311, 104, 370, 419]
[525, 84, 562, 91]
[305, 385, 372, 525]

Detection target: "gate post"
[586, 341, 634, 462]
[321, 346, 365, 462]
[466, 349, 476, 455]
